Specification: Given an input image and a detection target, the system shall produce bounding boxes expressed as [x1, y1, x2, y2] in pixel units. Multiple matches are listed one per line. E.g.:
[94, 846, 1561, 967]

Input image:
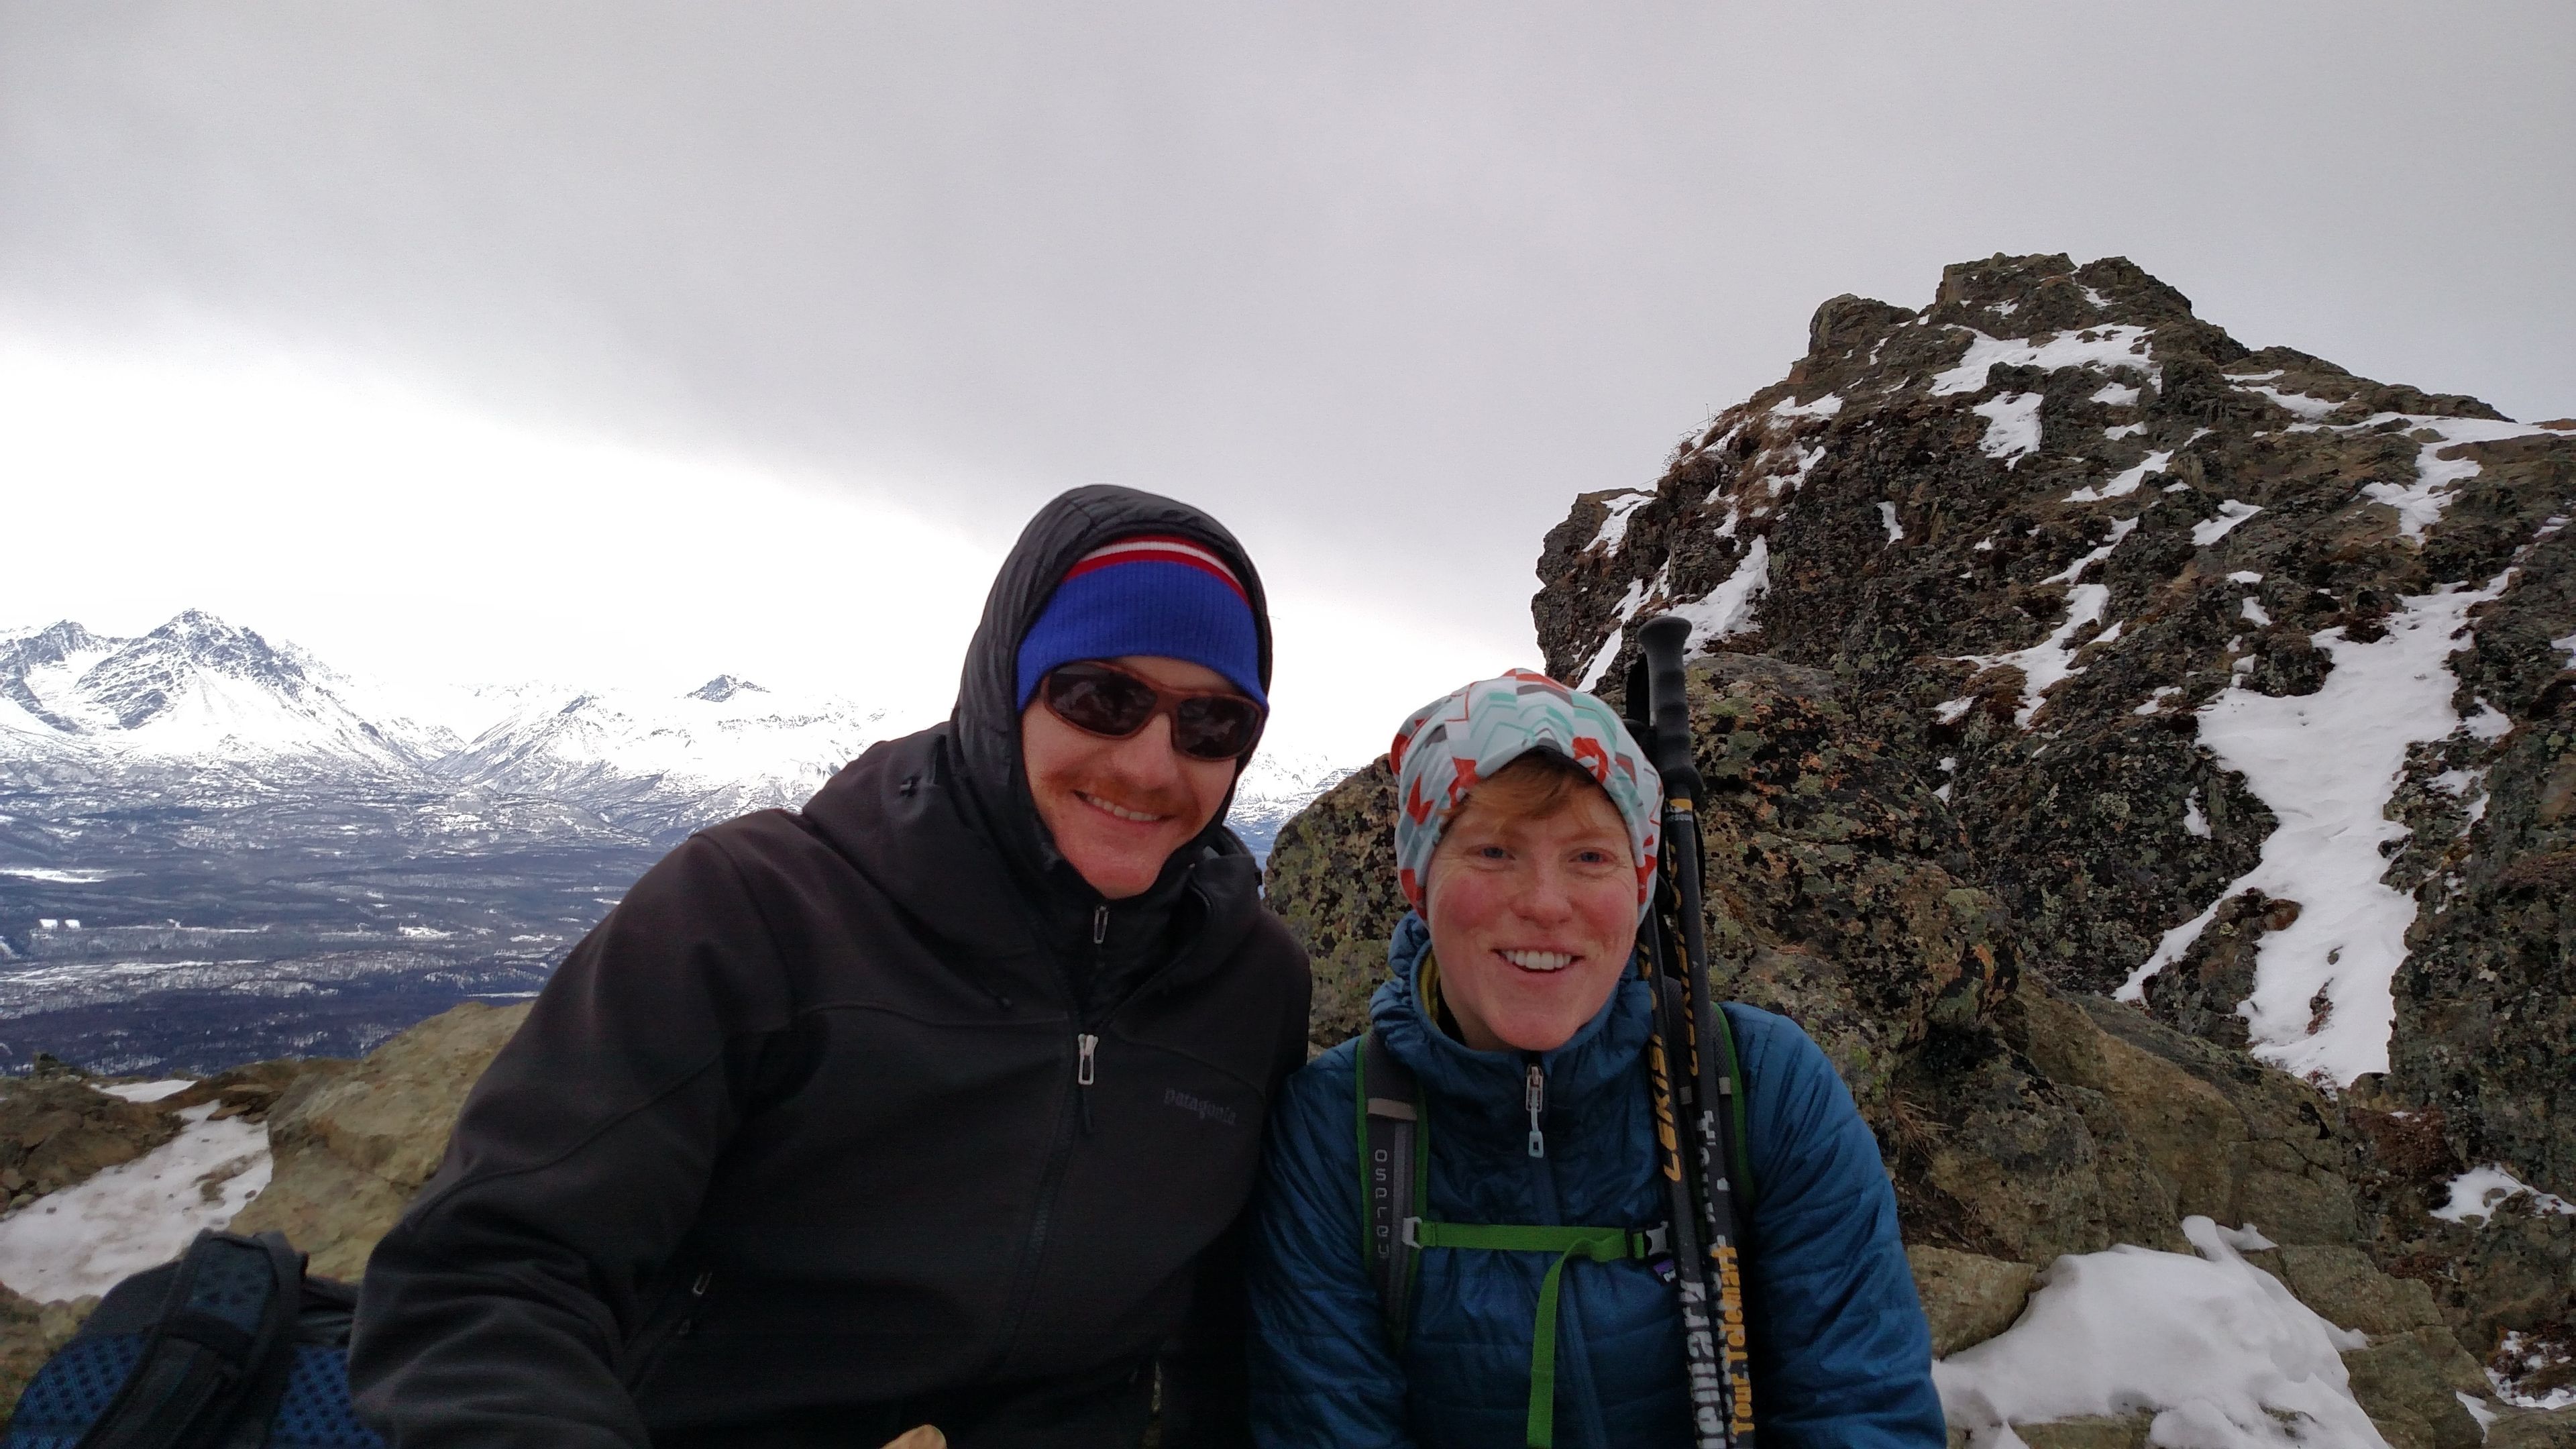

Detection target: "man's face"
[1021, 654, 1244, 900]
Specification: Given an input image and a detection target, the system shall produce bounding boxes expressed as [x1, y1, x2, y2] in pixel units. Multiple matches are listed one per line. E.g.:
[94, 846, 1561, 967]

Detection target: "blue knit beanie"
[1015, 534, 1267, 708]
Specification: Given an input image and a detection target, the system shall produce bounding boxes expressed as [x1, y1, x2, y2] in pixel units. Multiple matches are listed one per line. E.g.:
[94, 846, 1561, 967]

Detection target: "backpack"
[4, 1230, 383, 1449]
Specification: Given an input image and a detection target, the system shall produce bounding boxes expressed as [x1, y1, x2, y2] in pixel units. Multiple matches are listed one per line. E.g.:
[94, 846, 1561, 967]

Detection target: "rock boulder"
[0, 1076, 176, 1210]
[229, 1000, 529, 1282]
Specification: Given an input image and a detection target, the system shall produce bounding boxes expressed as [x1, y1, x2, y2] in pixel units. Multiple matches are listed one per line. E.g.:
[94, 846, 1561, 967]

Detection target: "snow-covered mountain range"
[0, 609, 1351, 1072]
[0, 609, 1347, 853]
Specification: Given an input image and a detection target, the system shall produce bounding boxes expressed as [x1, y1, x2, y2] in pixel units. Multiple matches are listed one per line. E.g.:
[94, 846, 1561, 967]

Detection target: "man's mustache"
[1067, 775, 1202, 820]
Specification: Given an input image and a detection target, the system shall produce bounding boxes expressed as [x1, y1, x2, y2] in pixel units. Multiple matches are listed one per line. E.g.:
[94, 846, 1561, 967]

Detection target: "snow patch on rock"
[2068, 449, 2172, 503]
[1770, 393, 1844, 418]
[1574, 578, 1651, 691]
[1935, 1216, 2383, 1449]
[2193, 502, 2263, 546]
[1972, 393, 2046, 467]
[1666, 538, 1770, 655]
[2239, 384, 2342, 421]
[1931, 326, 2159, 398]
[2118, 572, 2512, 1084]
[101, 1079, 193, 1104]
[1955, 519, 2137, 729]
[0, 1102, 270, 1302]
[2432, 1164, 2575, 1226]
[1586, 491, 1654, 555]
[2358, 417, 2563, 541]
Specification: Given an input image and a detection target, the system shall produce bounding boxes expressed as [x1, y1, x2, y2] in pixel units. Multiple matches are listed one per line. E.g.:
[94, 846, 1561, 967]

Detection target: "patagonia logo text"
[1163, 1088, 1240, 1128]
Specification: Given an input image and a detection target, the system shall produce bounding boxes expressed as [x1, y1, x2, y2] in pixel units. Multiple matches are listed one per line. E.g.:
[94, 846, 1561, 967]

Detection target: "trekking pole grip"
[1635, 615, 1703, 801]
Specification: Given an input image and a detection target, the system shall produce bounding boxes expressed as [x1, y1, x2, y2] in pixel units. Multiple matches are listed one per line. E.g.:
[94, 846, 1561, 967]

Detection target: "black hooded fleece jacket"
[349, 487, 1313, 1449]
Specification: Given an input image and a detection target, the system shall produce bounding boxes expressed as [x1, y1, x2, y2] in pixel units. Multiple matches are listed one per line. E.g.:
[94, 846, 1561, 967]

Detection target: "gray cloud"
[3, 1, 2570, 655]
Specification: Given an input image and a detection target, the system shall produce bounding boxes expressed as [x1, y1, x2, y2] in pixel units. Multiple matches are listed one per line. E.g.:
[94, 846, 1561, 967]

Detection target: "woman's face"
[1423, 780, 1640, 1055]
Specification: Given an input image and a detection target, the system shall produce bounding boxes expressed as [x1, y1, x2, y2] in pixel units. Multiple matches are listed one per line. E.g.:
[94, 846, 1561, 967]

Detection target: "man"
[351, 486, 1313, 1448]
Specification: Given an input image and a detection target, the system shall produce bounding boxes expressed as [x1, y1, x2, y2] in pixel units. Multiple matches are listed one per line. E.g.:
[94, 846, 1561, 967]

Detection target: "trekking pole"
[1642, 879, 1734, 1449]
[1637, 614, 1756, 1446]
[1623, 662, 1733, 1449]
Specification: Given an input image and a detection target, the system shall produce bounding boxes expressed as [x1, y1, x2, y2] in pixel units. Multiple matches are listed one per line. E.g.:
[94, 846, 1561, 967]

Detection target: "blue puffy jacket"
[1246, 914, 1943, 1448]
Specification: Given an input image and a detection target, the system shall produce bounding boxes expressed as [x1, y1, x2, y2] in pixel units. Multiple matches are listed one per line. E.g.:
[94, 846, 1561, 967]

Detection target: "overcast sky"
[2, 3, 2569, 759]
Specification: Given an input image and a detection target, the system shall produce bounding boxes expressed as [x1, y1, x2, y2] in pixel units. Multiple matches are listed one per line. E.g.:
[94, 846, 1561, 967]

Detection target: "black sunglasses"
[1040, 661, 1265, 761]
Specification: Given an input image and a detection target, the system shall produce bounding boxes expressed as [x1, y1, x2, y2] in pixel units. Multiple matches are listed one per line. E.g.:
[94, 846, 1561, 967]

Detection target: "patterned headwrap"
[1388, 669, 1662, 919]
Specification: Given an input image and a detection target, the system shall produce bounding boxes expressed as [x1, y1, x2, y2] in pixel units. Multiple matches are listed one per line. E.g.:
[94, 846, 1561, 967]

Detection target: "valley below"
[0, 619, 1347, 1073]
[0, 782, 661, 1072]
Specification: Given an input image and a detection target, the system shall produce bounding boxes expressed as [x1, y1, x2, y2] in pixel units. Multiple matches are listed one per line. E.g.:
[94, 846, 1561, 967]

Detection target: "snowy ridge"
[1, 611, 409, 769]
[1226, 747, 1357, 858]
[0, 611, 918, 841]
[0, 609, 1356, 852]
[1538, 253, 2576, 1105]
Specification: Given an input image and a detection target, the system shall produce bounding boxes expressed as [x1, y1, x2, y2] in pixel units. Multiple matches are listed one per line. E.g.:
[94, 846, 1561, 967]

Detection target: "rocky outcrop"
[0, 1072, 176, 1210]
[228, 1000, 528, 1281]
[1906, 1246, 2035, 1358]
[0, 1006, 520, 1430]
[1264, 653, 2363, 1267]
[1269, 251, 2574, 1442]
[1536, 250, 2568, 1077]
[1261, 758, 1404, 1053]
[0, 1284, 94, 1436]
[164, 1057, 335, 1114]
[1519, 251, 2571, 1369]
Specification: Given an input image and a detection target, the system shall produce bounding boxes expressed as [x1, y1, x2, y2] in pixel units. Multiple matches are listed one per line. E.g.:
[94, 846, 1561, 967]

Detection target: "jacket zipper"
[1525, 1057, 1548, 1159]
[1522, 1053, 1612, 1446]
[674, 1269, 714, 1338]
[987, 901, 1113, 1376]
[1077, 904, 1106, 1134]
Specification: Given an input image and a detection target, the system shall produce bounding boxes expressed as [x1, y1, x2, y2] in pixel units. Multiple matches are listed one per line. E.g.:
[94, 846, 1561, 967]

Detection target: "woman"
[1247, 671, 1942, 1448]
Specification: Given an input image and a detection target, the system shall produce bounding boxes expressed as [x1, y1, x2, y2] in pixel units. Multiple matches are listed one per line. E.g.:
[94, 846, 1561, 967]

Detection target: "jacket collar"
[1368, 912, 1651, 1120]
[801, 726, 1265, 1002]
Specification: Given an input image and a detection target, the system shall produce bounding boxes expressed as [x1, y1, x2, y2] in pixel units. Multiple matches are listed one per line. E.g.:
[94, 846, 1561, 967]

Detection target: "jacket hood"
[955, 486, 1271, 872]
[946, 486, 1275, 980]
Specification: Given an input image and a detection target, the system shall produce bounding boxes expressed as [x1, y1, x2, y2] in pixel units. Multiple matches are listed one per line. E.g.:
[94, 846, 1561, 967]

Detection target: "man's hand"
[880, 1428, 945, 1449]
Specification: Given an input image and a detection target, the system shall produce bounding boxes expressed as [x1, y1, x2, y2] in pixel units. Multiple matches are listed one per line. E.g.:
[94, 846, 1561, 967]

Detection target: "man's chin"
[1061, 838, 1178, 899]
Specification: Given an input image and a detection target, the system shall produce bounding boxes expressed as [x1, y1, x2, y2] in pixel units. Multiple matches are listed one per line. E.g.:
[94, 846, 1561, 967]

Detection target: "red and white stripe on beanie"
[1061, 535, 1248, 602]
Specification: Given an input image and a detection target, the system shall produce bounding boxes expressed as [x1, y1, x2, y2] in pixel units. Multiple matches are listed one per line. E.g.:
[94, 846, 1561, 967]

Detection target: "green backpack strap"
[1407, 1220, 1670, 1448]
[1714, 998, 1756, 1210]
[1660, 979, 1757, 1210]
[1355, 1026, 1428, 1347]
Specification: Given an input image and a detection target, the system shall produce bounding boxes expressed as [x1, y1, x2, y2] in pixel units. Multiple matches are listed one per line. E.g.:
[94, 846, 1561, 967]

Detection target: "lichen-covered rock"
[2014, 1419, 2151, 1449]
[1906, 1245, 2035, 1356]
[1260, 757, 1403, 1053]
[0, 1075, 177, 1210]
[1260, 650, 2345, 1267]
[2243, 1244, 2451, 1339]
[2387, 606, 2576, 1197]
[0, 1283, 94, 1435]
[2485, 1407, 2576, 1448]
[2342, 1332, 2489, 1449]
[162, 1057, 348, 1124]
[229, 1000, 529, 1281]
[2379, 1205, 2576, 1357]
